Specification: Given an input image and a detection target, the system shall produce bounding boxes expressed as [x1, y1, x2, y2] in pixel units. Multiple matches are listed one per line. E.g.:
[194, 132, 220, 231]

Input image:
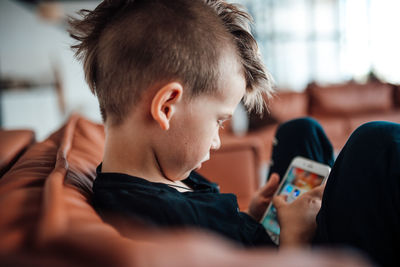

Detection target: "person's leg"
[268, 117, 335, 181]
[313, 121, 400, 267]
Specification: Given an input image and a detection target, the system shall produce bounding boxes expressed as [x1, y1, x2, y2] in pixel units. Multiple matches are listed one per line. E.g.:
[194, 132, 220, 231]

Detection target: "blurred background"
[1, 0, 399, 140]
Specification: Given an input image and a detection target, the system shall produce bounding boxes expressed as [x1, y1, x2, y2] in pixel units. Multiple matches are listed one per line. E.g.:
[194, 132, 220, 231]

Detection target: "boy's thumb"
[308, 184, 326, 199]
[272, 194, 287, 208]
[260, 173, 280, 197]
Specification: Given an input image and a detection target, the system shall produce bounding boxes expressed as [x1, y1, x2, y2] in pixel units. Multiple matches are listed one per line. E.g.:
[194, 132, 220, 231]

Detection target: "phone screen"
[261, 166, 325, 237]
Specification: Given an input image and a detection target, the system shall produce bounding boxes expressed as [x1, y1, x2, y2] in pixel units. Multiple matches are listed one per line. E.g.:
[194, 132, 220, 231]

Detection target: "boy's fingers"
[269, 173, 280, 185]
[272, 194, 287, 208]
[260, 173, 280, 197]
[269, 173, 280, 182]
[308, 184, 326, 199]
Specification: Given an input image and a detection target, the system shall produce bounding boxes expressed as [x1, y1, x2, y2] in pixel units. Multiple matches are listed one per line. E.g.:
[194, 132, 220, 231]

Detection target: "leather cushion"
[269, 91, 309, 121]
[308, 82, 393, 116]
[0, 129, 35, 177]
[0, 115, 121, 254]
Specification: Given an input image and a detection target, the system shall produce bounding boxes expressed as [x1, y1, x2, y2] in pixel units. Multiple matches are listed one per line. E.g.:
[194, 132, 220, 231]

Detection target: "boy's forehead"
[220, 48, 244, 76]
[217, 53, 246, 99]
[210, 77, 245, 117]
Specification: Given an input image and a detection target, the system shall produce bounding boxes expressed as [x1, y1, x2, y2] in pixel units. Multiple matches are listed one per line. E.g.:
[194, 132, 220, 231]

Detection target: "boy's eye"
[217, 120, 225, 129]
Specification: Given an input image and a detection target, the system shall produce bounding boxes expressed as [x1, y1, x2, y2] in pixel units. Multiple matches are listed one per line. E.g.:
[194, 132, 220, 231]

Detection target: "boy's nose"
[211, 133, 221, 150]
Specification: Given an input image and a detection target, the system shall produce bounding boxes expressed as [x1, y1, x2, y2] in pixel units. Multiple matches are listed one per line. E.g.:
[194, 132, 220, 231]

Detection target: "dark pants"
[269, 117, 400, 267]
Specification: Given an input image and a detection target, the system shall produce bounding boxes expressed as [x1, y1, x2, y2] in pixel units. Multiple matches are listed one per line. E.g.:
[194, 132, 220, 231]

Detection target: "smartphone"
[260, 156, 331, 245]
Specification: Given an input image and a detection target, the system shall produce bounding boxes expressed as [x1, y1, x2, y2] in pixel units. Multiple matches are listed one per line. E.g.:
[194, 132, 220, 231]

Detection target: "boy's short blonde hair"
[69, 0, 273, 125]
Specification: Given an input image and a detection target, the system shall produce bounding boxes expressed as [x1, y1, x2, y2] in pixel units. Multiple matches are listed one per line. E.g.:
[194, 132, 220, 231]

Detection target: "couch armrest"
[0, 129, 35, 177]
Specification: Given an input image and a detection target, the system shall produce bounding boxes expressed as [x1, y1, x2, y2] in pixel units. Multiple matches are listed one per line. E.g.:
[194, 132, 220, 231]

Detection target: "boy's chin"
[175, 164, 202, 179]
[194, 163, 202, 171]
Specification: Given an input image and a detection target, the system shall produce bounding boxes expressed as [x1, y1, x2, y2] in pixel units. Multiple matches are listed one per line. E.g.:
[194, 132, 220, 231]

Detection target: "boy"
[70, 0, 400, 265]
[69, 0, 321, 247]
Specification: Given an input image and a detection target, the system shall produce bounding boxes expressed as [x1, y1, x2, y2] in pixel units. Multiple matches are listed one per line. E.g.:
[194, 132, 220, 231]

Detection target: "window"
[232, 0, 400, 90]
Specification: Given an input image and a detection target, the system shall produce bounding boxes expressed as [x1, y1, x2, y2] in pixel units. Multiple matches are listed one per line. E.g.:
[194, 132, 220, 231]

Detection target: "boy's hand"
[246, 173, 280, 221]
[273, 184, 325, 248]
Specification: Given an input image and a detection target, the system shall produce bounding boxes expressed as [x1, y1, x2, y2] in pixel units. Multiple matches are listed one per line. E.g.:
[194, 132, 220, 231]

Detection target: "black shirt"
[92, 164, 274, 247]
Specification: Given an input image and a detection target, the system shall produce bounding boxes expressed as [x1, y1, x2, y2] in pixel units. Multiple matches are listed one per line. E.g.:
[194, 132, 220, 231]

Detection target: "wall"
[0, 0, 101, 140]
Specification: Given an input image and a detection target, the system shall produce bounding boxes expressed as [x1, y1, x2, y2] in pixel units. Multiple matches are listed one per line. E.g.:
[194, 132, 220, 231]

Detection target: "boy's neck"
[101, 120, 192, 192]
[102, 131, 192, 191]
[101, 122, 168, 184]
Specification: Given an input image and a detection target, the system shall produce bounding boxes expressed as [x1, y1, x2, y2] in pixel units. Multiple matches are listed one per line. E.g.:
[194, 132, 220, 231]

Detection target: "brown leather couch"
[0, 129, 35, 177]
[0, 114, 371, 266]
[247, 81, 400, 157]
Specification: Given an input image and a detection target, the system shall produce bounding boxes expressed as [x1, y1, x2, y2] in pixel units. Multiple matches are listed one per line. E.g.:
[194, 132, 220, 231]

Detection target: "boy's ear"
[150, 82, 183, 130]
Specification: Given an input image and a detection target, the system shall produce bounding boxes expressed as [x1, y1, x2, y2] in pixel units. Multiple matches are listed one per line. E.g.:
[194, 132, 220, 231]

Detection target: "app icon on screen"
[285, 185, 293, 193]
